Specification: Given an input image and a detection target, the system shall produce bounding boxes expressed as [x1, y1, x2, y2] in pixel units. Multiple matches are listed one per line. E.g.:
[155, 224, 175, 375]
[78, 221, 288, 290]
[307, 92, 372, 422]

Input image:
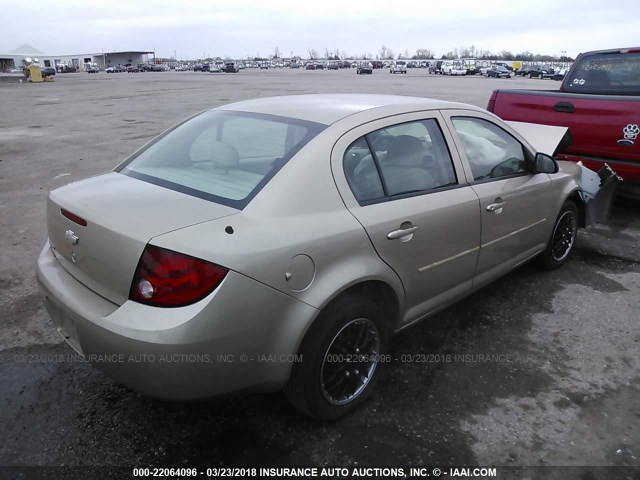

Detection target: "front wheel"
[537, 200, 578, 269]
[285, 294, 389, 420]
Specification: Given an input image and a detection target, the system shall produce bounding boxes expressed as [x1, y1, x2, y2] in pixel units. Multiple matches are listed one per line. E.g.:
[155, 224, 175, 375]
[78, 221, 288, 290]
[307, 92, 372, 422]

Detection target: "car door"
[331, 112, 481, 326]
[441, 111, 554, 289]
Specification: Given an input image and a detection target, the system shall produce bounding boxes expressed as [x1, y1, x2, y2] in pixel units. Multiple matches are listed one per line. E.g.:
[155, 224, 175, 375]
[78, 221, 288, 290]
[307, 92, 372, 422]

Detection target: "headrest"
[386, 135, 425, 167]
[211, 141, 240, 169]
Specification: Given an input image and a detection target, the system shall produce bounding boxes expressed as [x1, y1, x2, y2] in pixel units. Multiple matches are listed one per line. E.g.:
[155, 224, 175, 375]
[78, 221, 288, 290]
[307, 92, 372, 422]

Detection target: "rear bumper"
[36, 242, 317, 400]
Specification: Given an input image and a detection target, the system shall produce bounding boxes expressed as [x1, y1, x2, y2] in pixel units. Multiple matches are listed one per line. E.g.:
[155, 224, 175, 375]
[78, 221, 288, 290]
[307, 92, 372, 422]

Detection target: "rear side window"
[563, 52, 640, 95]
[118, 111, 325, 209]
[343, 119, 458, 204]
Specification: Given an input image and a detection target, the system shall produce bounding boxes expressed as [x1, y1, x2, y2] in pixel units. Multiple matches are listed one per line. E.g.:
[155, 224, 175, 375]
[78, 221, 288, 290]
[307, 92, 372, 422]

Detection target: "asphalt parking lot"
[1, 69, 639, 477]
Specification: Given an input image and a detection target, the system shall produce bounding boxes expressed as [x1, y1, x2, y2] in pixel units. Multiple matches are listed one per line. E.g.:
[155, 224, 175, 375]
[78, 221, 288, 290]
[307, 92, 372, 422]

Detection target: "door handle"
[554, 101, 575, 113]
[486, 202, 506, 212]
[387, 225, 418, 240]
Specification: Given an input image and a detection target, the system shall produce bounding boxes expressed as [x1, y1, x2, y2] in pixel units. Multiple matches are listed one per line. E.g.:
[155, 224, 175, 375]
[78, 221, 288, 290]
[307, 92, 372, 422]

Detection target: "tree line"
[253, 45, 574, 62]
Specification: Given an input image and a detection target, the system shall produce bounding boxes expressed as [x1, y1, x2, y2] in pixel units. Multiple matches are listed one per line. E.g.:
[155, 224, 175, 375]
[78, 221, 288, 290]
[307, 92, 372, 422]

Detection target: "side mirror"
[534, 152, 559, 174]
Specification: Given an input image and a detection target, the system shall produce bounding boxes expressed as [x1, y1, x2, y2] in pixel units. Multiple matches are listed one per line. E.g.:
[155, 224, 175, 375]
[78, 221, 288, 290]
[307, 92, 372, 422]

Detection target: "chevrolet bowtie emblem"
[65, 229, 79, 245]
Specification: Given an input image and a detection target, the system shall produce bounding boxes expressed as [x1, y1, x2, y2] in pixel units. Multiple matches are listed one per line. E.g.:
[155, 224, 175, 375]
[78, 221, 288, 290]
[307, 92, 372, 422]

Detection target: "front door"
[443, 113, 554, 288]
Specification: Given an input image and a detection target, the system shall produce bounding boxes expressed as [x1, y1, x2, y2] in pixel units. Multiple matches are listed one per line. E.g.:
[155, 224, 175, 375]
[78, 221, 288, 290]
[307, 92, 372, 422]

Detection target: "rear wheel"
[538, 200, 578, 269]
[285, 294, 389, 420]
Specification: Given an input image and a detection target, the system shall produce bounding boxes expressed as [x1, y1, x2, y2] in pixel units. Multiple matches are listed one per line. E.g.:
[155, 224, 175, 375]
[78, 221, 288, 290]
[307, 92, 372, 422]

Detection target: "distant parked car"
[127, 65, 139, 73]
[553, 68, 568, 81]
[86, 66, 100, 74]
[495, 62, 513, 71]
[223, 62, 239, 73]
[390, 61, 407, 74]
[520, 65, 554, 79]
[485, 65, 511, 78]
[357, 63, 373, 74]
[38, 66, 56, 77]
[305, 63, 316, 70]
[441, 60, 466, 76]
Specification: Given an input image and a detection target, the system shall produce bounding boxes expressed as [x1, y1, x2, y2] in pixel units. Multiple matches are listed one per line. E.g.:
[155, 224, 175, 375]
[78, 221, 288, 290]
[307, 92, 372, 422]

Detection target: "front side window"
[451, 117, 529, 181]
[344, 119, 457, 203]
[118, 111, 325, 209]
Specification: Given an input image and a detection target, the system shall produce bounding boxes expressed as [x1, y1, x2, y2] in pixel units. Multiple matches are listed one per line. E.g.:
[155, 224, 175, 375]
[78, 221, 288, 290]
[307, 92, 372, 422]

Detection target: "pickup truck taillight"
[130, 245, 228, 308]
[487, 92, 497, 113]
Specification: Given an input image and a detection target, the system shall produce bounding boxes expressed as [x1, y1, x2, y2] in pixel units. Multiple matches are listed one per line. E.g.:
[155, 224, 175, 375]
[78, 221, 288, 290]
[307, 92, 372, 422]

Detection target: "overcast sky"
[1, 0, 636, 59]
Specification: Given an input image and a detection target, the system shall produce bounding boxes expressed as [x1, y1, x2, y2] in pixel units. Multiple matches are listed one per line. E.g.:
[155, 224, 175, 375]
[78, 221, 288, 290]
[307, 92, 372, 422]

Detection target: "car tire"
[285, 294, 389, 420]
[537, 200, 578, 270]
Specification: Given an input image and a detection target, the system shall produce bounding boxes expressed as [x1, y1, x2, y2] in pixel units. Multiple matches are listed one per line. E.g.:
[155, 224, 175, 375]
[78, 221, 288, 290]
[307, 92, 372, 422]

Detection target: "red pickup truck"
[487, 47, 640, 195]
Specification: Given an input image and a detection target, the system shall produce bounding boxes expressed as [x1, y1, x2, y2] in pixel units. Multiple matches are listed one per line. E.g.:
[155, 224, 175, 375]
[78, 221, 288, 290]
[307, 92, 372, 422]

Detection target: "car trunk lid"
[47, 172, 238, 305]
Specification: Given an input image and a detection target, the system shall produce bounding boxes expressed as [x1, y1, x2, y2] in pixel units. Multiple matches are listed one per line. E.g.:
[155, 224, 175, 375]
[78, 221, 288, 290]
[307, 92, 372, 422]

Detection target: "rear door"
[441, 111, 554, 288]
[331, 112, 481, 325]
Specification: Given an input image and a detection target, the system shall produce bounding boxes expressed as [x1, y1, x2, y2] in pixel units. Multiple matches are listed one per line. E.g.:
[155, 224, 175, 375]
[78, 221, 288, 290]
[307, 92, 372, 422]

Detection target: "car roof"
[215, 94, 478, 125]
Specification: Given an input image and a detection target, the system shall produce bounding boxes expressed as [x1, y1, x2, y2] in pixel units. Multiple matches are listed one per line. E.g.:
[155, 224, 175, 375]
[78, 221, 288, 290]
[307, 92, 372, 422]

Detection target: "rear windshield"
[563, 52, 640, 95]
[117, 111, 326, 209]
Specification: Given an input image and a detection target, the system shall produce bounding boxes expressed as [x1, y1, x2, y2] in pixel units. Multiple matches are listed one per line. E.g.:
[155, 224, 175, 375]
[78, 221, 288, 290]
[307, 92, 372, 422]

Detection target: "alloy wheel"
[320, 318, 381, 406]
[551, 210, 577, 261]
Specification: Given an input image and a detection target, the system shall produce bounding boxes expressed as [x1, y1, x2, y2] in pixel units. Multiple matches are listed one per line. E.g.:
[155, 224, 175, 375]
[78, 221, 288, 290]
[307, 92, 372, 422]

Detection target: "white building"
[0, 44, 153, 72]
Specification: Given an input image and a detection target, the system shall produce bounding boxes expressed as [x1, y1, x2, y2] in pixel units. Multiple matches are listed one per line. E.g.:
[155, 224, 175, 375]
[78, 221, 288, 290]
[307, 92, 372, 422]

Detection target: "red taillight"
[486, 92, 497, 113]
[61, 208, 88, 226]
[129, 245, 228, 308]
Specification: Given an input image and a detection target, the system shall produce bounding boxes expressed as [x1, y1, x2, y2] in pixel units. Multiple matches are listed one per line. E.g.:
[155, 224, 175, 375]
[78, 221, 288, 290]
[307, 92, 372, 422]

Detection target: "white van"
[390, 61, 407, 74]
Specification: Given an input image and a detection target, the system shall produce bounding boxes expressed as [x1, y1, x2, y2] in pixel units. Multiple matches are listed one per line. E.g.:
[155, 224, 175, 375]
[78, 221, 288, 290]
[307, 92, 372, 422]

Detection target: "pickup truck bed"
[487, 47, 640, 189]
[488, 89, 640, 183]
